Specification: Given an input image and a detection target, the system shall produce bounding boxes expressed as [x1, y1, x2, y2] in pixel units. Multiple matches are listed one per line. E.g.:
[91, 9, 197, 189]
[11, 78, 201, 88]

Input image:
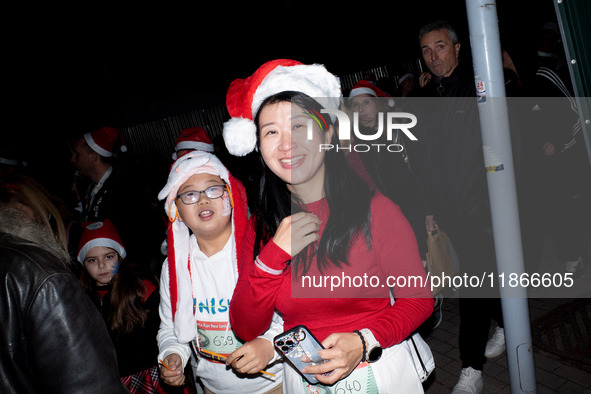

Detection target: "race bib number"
[197, 320, 241, 356]
[302, 362, 378, 394]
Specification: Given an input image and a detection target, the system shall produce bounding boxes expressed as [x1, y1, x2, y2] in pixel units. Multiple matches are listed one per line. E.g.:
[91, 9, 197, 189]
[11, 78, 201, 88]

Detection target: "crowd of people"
[1, 17, 589, 394]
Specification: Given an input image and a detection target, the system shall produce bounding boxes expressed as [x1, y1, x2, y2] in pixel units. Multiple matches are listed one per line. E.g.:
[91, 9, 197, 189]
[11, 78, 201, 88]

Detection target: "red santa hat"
[222, 59, 342, 157]
[83, 126, 127, 157]
[348, 79, 395, 107]
[77, 219, 126, 264]
[157, 150, 248, 342]
[172, 126, 214, 160]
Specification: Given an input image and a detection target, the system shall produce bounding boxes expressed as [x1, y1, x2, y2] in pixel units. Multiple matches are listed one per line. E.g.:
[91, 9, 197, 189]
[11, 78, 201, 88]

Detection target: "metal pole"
[465, 1, 537, 393]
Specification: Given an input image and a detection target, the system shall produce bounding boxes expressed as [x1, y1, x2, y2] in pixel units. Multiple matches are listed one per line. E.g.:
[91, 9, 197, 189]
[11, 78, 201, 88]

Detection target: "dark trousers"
[445, 219, 504, 371]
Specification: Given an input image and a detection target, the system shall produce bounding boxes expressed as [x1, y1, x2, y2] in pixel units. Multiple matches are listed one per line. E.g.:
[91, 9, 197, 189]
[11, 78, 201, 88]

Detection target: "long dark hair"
[80, 257, 157, 336]
[252, 91, 374, 274]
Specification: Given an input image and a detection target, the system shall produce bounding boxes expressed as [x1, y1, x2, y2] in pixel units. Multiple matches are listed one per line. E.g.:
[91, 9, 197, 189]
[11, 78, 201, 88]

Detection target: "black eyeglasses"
[176, 185, 226, 205]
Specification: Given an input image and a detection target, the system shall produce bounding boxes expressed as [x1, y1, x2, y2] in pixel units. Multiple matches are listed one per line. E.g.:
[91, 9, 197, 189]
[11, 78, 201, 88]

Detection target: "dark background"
[5, 0, 558, 199]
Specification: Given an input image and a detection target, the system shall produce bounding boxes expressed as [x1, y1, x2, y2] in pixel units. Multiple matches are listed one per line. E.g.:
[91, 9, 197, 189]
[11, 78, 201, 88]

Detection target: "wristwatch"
[360, 328, 383, 363]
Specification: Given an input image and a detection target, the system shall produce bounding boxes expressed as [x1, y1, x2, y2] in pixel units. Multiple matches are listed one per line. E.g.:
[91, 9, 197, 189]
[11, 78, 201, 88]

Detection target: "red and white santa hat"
[84, 126, 127, 157]
[348, 79, 395, 107]
[157, 150, 248, 342]
[222, 59, 342, 157]
[77, 219, 126, 264]
[172, 126, 214, 160]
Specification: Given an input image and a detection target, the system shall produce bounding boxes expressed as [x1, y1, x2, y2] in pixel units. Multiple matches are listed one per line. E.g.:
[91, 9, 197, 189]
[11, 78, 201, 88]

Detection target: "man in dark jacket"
[518, 21, 589, 277]
[71, 126, 164, 265]
[0, 208, 128, 394]
[411, 20, 507, 394]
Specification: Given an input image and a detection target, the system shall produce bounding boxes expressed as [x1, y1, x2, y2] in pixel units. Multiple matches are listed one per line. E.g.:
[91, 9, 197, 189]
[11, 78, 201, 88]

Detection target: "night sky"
[5, 0, 558, 196]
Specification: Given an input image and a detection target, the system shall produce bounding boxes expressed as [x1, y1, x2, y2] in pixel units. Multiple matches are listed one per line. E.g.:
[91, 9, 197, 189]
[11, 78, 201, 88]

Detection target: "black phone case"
[274, 325, 325, 384]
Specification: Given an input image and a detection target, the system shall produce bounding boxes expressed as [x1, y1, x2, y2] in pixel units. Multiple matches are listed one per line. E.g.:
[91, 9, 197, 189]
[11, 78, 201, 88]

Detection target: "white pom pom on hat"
[222, 59, 342, 157]
[222, 117, 257, 157]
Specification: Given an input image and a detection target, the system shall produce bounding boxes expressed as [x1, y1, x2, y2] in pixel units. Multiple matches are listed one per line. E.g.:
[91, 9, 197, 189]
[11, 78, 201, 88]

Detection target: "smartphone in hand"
[274, 325, 327, 384]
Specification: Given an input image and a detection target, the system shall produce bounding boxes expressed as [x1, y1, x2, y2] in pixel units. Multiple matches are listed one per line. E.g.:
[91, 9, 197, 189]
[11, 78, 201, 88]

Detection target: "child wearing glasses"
[157, 150, 283, 394]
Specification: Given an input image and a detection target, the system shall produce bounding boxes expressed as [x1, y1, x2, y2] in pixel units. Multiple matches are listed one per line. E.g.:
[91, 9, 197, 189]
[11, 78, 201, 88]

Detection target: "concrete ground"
[422, 236, 591, 393]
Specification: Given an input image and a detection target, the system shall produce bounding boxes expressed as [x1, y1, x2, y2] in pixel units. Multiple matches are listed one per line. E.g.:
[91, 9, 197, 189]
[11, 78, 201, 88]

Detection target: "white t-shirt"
[158, 234, 283, 394]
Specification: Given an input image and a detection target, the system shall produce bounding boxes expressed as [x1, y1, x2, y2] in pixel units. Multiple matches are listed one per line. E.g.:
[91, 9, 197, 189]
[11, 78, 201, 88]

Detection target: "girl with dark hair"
[223, 59, 434, 393]
[78, 219, 167, 394]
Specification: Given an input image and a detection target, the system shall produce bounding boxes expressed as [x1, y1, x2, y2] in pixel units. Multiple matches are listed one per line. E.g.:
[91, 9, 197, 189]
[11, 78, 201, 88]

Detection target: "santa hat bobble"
[172, 127, 214, 160]
[223, 59, 343, 157]
[84, 126, 127, 157]
[349, 79, 395, 107]
[157, 150, 248, 338]
[77, 219, 126, 264]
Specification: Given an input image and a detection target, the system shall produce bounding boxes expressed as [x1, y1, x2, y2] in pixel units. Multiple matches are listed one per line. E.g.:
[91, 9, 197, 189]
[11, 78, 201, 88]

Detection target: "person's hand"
[159, 353, 185, 386]
[301, 332, 364, 385]
[419, 72, 432, 88]
[426, 215, 437, 232]
[226, 338, 275, 374]
[272, 212, 321, 257]
[542, 141, 556, 156]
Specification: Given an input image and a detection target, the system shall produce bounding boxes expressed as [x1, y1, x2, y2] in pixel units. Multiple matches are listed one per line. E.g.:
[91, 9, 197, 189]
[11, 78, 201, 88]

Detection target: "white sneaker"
[485, 326, 505, 358]
[451, 367, 483, 394]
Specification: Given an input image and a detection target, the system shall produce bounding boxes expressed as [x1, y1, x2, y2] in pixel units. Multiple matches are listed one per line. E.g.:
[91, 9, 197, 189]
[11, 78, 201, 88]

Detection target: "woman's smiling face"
[258, 101, 332, 201]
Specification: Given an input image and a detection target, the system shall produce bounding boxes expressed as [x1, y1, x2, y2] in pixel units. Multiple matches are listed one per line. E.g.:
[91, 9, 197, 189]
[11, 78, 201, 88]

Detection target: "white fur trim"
[77, 237, 126, 264]
[158, 151, 230, 217]
[222, 117, 257, 157]
[251, 64, 342, 121]
[170, 220, 197, 342]
[84, 132, 112, 157]
[398, 73, 414, 85]
[349, 87, 378, 98]
[175, 141, 214, 152]
[0, 157, 19, 166]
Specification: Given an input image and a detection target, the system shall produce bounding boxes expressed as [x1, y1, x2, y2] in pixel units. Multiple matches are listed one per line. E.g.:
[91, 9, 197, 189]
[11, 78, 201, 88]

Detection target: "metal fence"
[120, 63, 421, 160]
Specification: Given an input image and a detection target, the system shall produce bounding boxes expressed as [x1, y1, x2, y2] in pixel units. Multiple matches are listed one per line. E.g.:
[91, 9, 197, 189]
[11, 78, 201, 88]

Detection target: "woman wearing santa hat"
[223, 59, 434, 393]
[77, 219, 165, 394]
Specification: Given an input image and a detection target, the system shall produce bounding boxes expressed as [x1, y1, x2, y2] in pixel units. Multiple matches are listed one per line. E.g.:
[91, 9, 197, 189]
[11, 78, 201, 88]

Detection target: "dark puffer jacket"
[0, 232, 128, 394]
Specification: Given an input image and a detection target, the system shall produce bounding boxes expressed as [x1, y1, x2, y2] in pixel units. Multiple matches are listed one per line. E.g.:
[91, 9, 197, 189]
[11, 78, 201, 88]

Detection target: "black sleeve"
[28, 273, 129, 393]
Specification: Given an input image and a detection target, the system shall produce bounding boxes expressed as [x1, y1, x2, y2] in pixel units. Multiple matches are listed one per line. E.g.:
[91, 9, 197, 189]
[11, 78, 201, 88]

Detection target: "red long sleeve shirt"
[230, 193, 434, 348]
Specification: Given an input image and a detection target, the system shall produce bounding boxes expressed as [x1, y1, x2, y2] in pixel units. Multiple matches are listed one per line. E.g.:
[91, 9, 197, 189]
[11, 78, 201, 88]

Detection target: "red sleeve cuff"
[257, 240, 291, 272]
